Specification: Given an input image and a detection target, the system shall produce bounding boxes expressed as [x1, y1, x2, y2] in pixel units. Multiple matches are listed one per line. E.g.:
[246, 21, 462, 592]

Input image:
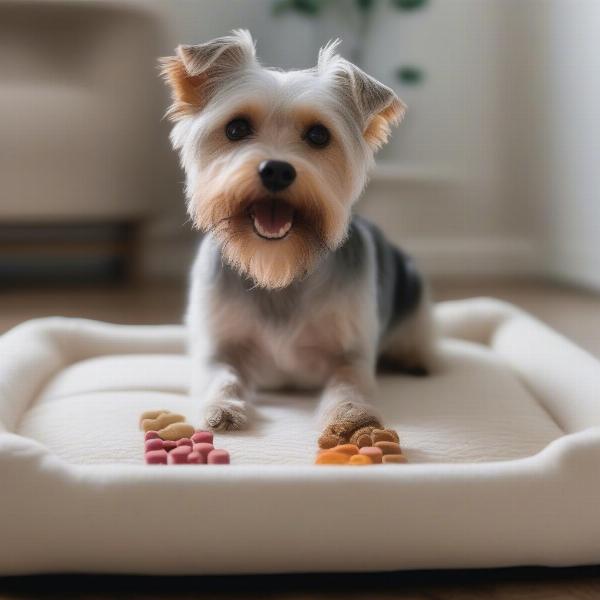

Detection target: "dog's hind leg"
[377, 292, 439, 376]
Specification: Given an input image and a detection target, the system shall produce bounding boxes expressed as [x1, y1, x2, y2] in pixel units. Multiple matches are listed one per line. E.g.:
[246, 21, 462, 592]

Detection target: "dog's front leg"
[192, 361, 250, 432]
[316, 365, 382, 449]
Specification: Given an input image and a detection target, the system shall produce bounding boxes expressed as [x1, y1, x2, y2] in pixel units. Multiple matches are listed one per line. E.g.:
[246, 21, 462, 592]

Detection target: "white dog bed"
[1, 298, 600, 575]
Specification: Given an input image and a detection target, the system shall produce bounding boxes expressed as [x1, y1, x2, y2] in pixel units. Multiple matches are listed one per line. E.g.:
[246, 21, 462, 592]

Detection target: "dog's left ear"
[319, 42, 406, 150]
[160, 29, 258, 121]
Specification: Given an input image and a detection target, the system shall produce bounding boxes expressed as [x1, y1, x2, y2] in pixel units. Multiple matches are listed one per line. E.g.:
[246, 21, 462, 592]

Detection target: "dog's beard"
[205, 199, 331, 289]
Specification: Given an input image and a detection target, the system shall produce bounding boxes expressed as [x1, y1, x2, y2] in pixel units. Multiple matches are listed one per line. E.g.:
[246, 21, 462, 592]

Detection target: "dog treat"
[374, 441, 402, 455]
[315, 451, 350, 465]
[317, 433, 341, 450]
[158, 422, 195, 441]
[145, 449, 168, 464]
[187, 451, 206, 464]
[349, 454, 372, 465]
[329, 444, 359, 456]
[382, 454, 407, 464]
[141, 412, 185, 433]
[141, 413, 231, 465]
[315, 425, 405, 466]
[139, 410, 169, 427]
[207, 449, 230, 464]
[358, 446, 383, 464]
[191, 431, 213, 444]
[192, 442, 215, 460]
[168, 446, 193, 464]
[372, 428, 400, 444]
[144, 438, 164, 452]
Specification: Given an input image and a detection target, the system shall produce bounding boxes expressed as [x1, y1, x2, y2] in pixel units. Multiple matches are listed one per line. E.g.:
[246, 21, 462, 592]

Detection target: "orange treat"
[349, 454, 372, 466]
[315, 452, 350, 465]
[382, 454, 407, 464]
[374, 441, 402, 455]
[359, 446, 383, 464]
[330, 444, 359, 456]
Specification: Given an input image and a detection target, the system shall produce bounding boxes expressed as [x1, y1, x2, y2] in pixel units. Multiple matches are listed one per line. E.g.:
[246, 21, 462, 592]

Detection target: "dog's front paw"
[318, 402, 382, 449]
[204, 400, 249, 432]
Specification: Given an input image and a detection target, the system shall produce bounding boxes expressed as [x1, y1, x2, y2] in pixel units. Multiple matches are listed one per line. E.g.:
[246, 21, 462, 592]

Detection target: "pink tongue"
[251, 200, 294, 235]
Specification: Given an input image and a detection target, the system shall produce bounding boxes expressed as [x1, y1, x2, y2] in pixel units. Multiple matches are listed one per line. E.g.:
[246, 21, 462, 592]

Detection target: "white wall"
[538, 1, 600, 290]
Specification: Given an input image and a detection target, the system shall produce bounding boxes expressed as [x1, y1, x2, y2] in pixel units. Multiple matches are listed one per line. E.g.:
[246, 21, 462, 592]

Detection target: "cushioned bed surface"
[1, 298, 600, 575]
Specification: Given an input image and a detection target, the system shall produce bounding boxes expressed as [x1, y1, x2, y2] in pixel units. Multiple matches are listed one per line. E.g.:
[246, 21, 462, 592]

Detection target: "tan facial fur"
[161, 30, 404, 289]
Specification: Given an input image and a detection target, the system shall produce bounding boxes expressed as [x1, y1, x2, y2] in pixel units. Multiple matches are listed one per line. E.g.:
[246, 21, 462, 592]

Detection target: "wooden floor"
[1, 277, 600, 599]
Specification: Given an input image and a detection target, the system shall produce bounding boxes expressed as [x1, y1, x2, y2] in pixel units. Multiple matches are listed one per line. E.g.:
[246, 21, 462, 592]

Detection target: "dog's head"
[161, 30, 405, 289]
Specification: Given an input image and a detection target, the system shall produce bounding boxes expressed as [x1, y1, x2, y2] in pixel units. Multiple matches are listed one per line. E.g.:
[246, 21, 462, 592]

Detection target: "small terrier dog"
[161, 30, 435, 445]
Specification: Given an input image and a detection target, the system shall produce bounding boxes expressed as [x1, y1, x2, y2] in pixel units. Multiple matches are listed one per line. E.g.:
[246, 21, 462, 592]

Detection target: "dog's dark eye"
[305, 124, 331, 148]
[225, 118, 252, 141]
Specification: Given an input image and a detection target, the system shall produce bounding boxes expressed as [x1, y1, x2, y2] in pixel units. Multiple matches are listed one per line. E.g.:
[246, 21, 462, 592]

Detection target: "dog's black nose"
[258, 160, 296, 192]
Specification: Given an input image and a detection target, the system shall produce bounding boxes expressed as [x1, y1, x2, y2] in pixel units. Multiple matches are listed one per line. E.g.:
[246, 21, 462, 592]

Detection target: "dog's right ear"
[159, 29, 257, 121]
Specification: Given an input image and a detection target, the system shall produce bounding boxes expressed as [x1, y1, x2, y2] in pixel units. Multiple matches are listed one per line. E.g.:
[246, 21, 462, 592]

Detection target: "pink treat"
[176, 438, 193, 447]
[187, 451, 206, 464]
[144, 438, 164, 452]
[191, 430, 214, 445]
[168, 446, 192, 464]
[144, 431, 160, 441]
[207, 449, 230, 465]
[145, 449, 168, 464]
[359, 446, 383, 464]
[163, 440, 177, 452]
[192, 443, 214, 459]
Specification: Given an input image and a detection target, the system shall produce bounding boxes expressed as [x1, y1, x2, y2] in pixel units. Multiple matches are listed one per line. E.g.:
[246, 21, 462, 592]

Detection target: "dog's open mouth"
[249, 199, 295, 240]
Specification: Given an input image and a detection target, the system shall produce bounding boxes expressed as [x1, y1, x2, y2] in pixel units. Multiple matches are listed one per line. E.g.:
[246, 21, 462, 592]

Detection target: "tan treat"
[141, 412, 185, 433]
[318, 433, 342, 449]
[356, 434, 372, 448]
[330, 444, 359, 456]
[158, 422, 195, 441]
[348, 454, 372, 466]
[315, 452, 350, 465]
[371, 428, 400, 444]
[139, 410, 170, 429]
[382, 454, 407, 464]
[374, 441, 402, 455]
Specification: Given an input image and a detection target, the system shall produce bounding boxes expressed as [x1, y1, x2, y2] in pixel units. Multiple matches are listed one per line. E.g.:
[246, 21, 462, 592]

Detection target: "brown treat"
[382, 454, 407, 464]
[318, 432, 342, 449]
[359, 446, 383, 464]
[158, 422, 195, 441]
[315, 452, 350, 465]
[139, 410, 170, 429]
[349, 426, 376, 447]
[330, 444, 359, 456]
[348, 454, 372, 465]
[374, 441, 402, 455]
[356, 434, 372, 448]
[141, 412, 185, 433]
[371, 428, 400, 444]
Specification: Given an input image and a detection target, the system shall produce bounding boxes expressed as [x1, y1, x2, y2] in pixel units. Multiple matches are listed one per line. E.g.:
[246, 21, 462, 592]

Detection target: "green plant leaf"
[396, 65, 424, 84]
[391, 0, 428, 10]
[356, 0, 375, 13]
[272, 0, 327, 16]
